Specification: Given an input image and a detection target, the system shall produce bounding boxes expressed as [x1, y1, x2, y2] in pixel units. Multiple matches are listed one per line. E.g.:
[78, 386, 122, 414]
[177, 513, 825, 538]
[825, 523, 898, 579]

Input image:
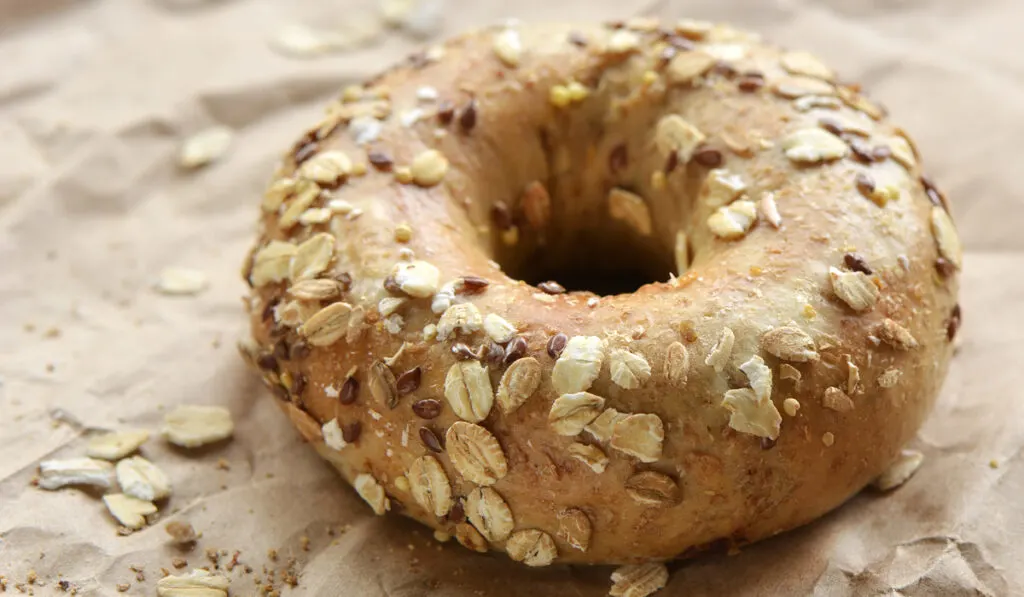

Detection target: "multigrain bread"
[239, 19, 962, 565]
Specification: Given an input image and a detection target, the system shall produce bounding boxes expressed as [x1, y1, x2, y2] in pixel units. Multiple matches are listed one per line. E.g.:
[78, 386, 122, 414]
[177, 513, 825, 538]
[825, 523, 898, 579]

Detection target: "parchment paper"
[1, 0, 1022, 594]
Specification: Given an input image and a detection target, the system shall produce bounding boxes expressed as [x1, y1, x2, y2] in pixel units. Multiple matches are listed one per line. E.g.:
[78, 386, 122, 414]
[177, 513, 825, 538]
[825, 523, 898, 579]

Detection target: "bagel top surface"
[239, 18, 962, 565]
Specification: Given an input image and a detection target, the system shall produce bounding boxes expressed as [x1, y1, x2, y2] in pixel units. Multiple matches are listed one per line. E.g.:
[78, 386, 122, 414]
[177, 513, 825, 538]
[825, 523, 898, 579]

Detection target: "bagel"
[239, 18, 961, 565]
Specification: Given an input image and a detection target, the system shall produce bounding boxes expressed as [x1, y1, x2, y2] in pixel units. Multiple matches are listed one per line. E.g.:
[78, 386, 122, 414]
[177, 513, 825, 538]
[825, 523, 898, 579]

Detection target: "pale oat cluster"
[37, 406, 235, 535]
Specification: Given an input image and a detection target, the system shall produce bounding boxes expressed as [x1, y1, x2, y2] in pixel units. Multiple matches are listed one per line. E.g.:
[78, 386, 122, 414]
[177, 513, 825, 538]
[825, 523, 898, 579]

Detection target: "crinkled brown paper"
[1, 0, 1021, 595]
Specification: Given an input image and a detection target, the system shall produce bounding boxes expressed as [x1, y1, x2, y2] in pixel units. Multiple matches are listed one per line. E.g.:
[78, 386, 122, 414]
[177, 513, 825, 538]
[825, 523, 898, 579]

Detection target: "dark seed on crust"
[547, 333, 568, 358]
[737, 72, 764, 92]
[843, 253, 873, 275]
[446, 499, 466, 524]
[342, 421, 362, 443]
[396, 367, 422, 395]
[538, 281, 566, 295]
[256, 353, 279, 373]
[458, 99, 477, 132]
[412, 399, 442, 419]
[339, 377, 359, 405]
[273, 340, 290, 361]
[290, 340, 311, 361]
[459, 276, 490, 294]
[818, 117, 844, 136]
[293, 141, 319, 165]
[436, 100, 455, 124]
[870, 144, 892, 162]
[693, 146, 723, 167]
[947, 304, 962, 341]
[760, 437, 777, 450]
[419, 426, 443, 453]
[333, 271, 353, 291]
[291, 373, 307, 397]
[921, 175, 949, 211]
[568, 31, 588, 47]
[609, 143, 628, 173]
[367, 150, 393, 170]
[503, 336, 528, 366]
[491, 201, 513, 231]
[664, 150, 679, 174]
[666, 35, 695, 51]
[261, 297, 280, 322]
[935, 257, 957, 278]
[451, 343, 479, 361]
[485, 342, 505, 367]
[383, 275, 402, 294]
[712, 61, 738, 78]
[855, 172, 876, 198]
[271, 384, 290, 401]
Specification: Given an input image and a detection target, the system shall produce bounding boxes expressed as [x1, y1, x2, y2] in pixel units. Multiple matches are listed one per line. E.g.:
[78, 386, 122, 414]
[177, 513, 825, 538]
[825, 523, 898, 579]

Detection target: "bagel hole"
[499, 228, 675, 296]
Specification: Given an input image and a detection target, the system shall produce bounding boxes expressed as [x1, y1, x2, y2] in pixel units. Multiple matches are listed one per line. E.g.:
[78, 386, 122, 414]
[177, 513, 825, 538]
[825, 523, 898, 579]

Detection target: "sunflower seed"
[608, 188, 653, 236]
[663, 341, 689, 386]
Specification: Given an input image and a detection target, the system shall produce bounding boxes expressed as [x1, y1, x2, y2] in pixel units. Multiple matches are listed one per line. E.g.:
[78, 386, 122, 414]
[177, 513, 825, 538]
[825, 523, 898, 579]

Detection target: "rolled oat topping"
[445, 422, 508, 486]
[549, 392, 606, 436]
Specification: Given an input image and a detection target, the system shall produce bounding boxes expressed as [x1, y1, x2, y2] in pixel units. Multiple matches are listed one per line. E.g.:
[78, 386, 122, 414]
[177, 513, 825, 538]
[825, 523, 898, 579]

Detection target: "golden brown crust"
[239, 18, 961, 565]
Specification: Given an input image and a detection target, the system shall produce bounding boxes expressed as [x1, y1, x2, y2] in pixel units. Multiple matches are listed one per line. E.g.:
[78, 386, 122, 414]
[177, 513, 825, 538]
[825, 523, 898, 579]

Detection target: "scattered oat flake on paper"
[156, 568, 229, 597]
[270, 18, 383, 58]
[155, 267, 208, 296]
[87, 429, 150, 460]
[161, 405, 234, 448]
[103, 493, 157, 530]
[179, 126, 233, 169]
[38, 457, 114, 490]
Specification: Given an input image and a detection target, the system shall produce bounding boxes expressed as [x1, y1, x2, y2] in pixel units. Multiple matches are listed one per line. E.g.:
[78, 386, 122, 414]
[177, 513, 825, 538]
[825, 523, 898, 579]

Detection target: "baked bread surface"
[240, 19, 962, 565]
